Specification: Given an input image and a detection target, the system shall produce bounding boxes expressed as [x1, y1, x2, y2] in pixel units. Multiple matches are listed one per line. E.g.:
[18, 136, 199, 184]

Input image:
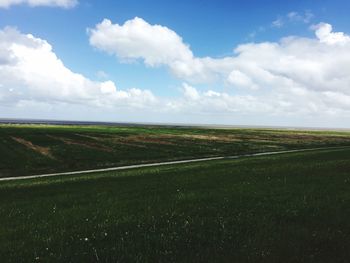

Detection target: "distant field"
[1, 124, 350, 178]
[1, 148, 350, 262]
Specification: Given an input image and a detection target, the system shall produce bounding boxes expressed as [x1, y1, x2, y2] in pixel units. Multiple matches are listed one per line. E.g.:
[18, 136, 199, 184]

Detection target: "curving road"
[1, 146, 349, 182]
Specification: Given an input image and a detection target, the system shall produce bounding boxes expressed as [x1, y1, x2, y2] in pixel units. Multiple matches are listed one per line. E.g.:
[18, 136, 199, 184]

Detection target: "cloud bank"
[2, 18, 350, 127]
[0, 27, 157, 110]
[88, 18, 350, 94]
[87, 18, 350, 119]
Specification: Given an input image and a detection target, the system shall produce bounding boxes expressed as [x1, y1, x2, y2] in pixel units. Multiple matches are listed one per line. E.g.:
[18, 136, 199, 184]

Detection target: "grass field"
[1, 147, 350, 262]
[1, 124, 350, 178]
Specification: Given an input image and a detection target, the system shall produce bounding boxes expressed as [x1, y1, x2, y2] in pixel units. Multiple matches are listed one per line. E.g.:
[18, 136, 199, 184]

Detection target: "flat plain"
[1, 124, 350, 262]
[1, 124, 350, 178]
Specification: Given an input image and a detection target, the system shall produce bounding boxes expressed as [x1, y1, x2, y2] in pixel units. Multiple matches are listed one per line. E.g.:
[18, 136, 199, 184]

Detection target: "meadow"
[1, 147, 350, 262]
[1, 124, 350, 178]
[1, 124, 350, 262]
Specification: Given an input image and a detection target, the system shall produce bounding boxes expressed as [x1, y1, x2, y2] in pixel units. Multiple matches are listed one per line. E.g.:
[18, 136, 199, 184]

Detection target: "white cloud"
[0, 0, 77, 8]
[100, 80, 116, 94]
[88, 18, 193, 67]
[0, 27, 157, 109]
[88, 18, 218, 83]
[182, 83, 200, 100]
[313, 22, 350, 45]
[2, 20, 350, 127]
[89, 18, 350, 94]
[87, 17, 350, 122]
[227, 70, 258, 90]
[169, 84, 274, 115]
[166, 83, 350, 125]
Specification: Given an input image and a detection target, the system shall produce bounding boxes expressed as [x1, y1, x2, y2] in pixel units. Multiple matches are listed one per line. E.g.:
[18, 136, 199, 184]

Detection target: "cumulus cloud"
[168, 83, 316, 116]
[182, 83, 200, 100]
[227, 70, 258, 90]
[87, 17, 350, 120]
[88, 18, 214, 83]
[0, 27, 157, 109]
[2, 19, 350, 126]
[88, 18, 193, 67]
[172, 83, 269, 114]
[89, 18, 350, 93]
[0, 0, 77, 8]
[313, 22, 350, 45]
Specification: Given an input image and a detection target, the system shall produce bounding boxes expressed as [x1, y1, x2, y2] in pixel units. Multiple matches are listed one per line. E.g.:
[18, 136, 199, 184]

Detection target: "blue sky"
[1, 0, 350, 127]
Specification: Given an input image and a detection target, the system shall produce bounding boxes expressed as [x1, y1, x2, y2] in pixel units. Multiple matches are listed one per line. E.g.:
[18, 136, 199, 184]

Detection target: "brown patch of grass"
[11, 137, 54, 159]
[48, 135, 113, 152]
[119, 134, 241, 145]
[74, 133, 113, 141]
[179, 134, 240, 142]
[81, 134, 149, 148]
[125, 135, 175, 145]
[112, 140, 148, 148]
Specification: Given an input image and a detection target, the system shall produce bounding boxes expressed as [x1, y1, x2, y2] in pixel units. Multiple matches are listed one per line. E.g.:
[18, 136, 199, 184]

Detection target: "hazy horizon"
[2, 117, 350, 131]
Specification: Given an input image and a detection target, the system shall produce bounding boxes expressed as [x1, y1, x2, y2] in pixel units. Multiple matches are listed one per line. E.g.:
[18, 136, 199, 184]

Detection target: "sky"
[1, 0, 350, 128]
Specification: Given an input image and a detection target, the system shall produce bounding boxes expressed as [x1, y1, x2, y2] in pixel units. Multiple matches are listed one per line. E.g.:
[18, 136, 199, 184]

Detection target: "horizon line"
[0, 117, 350, 131]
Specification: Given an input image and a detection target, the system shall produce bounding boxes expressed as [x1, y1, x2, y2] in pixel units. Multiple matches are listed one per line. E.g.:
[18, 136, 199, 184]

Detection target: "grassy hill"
[1, 147, 350, 262]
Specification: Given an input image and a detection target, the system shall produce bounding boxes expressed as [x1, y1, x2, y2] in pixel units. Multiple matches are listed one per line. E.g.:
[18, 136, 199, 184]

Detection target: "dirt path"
[1, 146, 349, 182]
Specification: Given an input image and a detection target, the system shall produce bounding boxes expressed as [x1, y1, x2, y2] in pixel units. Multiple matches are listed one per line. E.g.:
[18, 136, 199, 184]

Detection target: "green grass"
[1, 148, 350, 262]
[1, 124, 350, 177]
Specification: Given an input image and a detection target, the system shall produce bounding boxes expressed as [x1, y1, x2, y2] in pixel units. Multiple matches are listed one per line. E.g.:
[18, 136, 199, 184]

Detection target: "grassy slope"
[1, 148, 350, 262]
[1, 124, 350, 178]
